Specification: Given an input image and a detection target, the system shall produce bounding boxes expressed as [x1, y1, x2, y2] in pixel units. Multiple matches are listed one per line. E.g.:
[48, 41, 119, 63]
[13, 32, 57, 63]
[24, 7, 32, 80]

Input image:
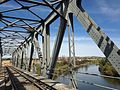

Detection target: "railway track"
[6, 66, 56, 90]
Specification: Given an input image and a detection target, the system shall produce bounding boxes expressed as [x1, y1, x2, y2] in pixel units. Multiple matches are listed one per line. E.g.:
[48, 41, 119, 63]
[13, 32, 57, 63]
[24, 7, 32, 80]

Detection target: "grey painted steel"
[32, 32, 42, 59]
[48, 1, 68, 79]
[22, 45, 26, 70]
[10, 66, 73, 90]
[11, 1, 61, 74]
[67, 13, 78, 89]
[0, 0, 7, 3]
[42, 28, 46, 76]
[12, 52, 16, 66]
[68, 0, 120, 75]
[18, 48, 22, 68]
[20, 49, 24, 69]
[42, 24, 50, 76]
[1, 1, 120, 89]
[10, 1, 61, 73]
[6, 67, 26, 90]
[32, 32, 42, 73]
[0, 37, 2, 67]
[14, 52, 17, 66]
[9, 66, 57, 90]
[46, 26, 50, 72]
[25, 42, 30, 70]
[68, 13, 76, 67]
[28, 38, 34, 72]
[16, 50, 18, 67]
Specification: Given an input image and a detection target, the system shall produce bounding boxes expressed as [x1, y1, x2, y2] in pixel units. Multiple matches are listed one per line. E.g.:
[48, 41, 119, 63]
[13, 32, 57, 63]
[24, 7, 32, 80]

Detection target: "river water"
[56, 64, 120, 90]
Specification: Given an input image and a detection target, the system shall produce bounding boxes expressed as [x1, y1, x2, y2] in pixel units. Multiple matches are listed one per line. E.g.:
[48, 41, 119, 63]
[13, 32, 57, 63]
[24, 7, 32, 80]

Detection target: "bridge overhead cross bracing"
[0, 0, 120, 89]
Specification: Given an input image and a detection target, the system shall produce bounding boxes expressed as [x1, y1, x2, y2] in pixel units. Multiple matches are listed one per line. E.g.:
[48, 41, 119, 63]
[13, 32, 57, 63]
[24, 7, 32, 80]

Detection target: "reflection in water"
[79, 65, 89, 71]
[56, 64, 120, 90]
[103, 77, 120, 86]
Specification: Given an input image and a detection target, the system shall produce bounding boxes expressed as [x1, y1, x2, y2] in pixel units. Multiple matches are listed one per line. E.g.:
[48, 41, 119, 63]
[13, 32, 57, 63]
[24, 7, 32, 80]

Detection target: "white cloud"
[0, 3, 19, 8]
[51, 36, 91, 42]
[50, 35, 120, 57]
[31, 7, 52, 12]
[98, 0, 120, 21]
[58, 41, 104, 57]
[103, 28, 119, 32]
[50, 36, 104, 57]
[100, 6, 120, 17]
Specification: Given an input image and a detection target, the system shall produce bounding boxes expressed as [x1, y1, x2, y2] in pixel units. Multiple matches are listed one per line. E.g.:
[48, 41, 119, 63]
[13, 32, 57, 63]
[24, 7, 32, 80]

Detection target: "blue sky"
[52, 0, 120, 57]
[1, 0, 120, 57]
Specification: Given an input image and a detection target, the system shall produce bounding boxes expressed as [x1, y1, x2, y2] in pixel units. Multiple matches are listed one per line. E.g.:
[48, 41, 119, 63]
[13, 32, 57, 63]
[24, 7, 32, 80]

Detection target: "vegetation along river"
[56, 64, 120, 90]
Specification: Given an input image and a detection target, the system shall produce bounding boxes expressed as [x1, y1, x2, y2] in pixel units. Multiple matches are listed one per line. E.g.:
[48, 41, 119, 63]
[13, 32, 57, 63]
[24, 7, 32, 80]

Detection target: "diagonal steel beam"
[68, 0, 120, 75]
[47, 1, 68, 79]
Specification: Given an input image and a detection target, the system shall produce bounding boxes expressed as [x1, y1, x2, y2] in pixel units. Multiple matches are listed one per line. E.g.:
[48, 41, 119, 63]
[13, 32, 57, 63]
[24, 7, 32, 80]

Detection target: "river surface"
[56, 64, 120, 90]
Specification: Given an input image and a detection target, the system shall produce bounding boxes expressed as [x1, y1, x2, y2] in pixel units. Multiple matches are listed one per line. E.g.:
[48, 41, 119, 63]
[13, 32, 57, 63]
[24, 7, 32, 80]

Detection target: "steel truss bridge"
[0, 0, 120, 90]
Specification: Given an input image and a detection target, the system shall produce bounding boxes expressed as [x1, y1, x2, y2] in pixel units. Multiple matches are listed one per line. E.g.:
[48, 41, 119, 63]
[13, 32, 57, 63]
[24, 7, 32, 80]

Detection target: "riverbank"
[57, 64, 120, 90]
[53, 56, 120, 79]
[53, 56, 102, 79]
[34, 56, 119, 78]
[99, 58, 119, 77]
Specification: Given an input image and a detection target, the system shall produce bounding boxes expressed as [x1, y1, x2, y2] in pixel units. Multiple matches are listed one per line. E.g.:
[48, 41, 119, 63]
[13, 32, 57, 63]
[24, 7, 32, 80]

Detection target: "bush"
[36, 64, 41, 75]
[99, 59, 119, 76]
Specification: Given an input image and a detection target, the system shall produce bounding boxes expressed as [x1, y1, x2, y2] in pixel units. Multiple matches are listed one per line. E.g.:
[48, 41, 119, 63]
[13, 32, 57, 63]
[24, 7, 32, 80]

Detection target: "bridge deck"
[0, 66, 74, 90]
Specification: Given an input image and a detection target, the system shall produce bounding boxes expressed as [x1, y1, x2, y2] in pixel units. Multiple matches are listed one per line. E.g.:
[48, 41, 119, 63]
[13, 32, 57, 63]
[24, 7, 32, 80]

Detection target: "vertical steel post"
[0, 37, 2, 67]
[28, 43, 34, 71]
[67, 13, 77, 89]
[15, 52, 17, 66]
[12, 53, 15, 66]
[68, 13, 76, 67]
[24, 45, 27, 70]
[46, 25, 50, 71]
[20, 48, 24, 69]
[42, 25, 50, 76]
[18, 48, 22, 68]
[42, 28, 46, 75]
[32, 32, 42, 74]
[28, 34, 34, 72]
[25, 42, 29, 70]
[16, 51, 19, 67]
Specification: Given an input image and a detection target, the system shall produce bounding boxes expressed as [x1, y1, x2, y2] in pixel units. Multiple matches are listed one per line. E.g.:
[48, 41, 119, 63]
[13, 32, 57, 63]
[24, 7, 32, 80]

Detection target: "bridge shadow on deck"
[6, 67, 26, 90]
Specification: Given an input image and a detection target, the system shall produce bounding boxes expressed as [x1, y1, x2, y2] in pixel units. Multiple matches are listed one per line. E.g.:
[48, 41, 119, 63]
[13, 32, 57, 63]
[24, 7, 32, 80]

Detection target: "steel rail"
[9, 66, 56, 90]
[6, 67, 25, 90]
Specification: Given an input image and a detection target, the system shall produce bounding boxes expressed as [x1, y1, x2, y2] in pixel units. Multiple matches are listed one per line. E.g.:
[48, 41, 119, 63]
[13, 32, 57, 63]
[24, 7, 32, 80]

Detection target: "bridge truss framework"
[0, 0, 120, 89]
